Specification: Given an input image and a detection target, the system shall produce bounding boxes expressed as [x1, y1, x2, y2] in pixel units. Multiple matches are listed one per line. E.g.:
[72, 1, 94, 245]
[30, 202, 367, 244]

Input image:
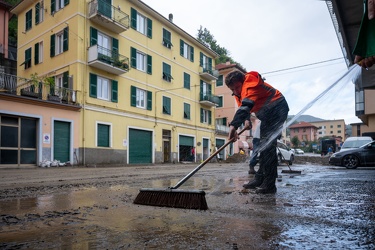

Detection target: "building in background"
[2, 0, 220, 167]
[289, 121, 318, 143]
[310, 119, 346, 140]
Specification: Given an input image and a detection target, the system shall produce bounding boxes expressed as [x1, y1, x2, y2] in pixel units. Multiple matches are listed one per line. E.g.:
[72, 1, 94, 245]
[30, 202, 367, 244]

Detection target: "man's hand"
[228, 125, 239, 142]
[355, 55, 375, 69]
[244, 120, 252, 130]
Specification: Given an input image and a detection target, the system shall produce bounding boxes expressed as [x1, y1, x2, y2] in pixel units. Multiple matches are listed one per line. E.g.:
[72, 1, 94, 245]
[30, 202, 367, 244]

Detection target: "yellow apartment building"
[310, 119, 346, 140]
[5, 0, 219, 167]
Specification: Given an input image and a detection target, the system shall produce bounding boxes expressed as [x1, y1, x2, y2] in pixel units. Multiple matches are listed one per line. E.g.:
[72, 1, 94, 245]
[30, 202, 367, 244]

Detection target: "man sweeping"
[225, 71, 289, 194]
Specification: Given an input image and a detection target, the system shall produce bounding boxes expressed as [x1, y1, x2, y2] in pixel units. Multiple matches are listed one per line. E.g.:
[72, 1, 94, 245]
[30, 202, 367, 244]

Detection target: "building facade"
[289, 121, 318, 143]
[310, 119, 346, 140]
[3, 0, 220, 167]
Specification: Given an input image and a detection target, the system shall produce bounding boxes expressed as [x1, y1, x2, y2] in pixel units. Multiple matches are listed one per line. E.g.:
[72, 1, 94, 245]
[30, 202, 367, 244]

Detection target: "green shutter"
[130, 86, 136, 107]
[180, 40, 184, 56]
[163, 96, 170, 114]
[111, 80, 118, 103]
[147, 54, 152, 74]
[26, 10, 32, 31]
[147, 18, 152, 38]
[217, 75, 223, 86]
[200, 80, 203, 100]
[89, 73, 97, 98]
[65, 0, 70, 6]
[51, 0, 55, 14]
[98, 124, 109, 147]
[190, 46, 194, 62]
[35, 3, 40, 24]
[184, 103, 190, 119]
[63, 27, 69, 52]
[90, 27, 97, 46]
[50, 34, 55, 57]
[34, 43, 39, 65]
[147, 91, 152, 110]
[130, 8, 137, 29]
[208, 84, 212, 95]
[130, 47, 136, 68]
[223, 118, 227, 126]
[208, 110, 212, 125]
[112, 38, 119, 56]
[184, 72, 190, 89]
[200, 52, 203, 67]
[63, 72, 69, 88]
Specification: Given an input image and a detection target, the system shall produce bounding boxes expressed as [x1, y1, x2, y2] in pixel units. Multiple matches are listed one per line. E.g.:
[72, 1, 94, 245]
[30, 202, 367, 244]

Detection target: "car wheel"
[278, 154, 282, 166]
[342, 154, 359, 169]
[289, 155, 294, 165]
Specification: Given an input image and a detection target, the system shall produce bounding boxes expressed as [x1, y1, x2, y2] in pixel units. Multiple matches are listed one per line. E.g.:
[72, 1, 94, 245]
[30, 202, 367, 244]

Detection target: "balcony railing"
[88, 0, 129, 33]
[199, 92, 220, 107]
[199, 64, 218, 81]
[88, 45, 130, 75]
[0, 73, 80, 105]
[216, 124, 230, 135]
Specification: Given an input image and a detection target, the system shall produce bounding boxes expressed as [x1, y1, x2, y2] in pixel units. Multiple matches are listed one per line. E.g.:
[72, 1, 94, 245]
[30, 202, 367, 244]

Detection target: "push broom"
[133, 126, 248, 210]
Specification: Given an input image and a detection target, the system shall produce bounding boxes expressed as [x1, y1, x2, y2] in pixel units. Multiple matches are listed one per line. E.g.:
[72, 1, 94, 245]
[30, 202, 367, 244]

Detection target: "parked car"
[339, 136, 373, 152]
[295, 149, 304, 154]
[277, 140, 294, 165]
[329, 140, 375, 169]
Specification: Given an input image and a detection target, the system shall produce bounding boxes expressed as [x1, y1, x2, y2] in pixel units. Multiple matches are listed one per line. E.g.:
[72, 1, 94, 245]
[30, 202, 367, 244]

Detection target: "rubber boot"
[243, 173, 263, 189]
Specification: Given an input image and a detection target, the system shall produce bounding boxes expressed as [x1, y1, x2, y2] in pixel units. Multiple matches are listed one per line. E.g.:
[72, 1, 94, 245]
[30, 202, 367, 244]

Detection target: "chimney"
[169, 13, 173, 22]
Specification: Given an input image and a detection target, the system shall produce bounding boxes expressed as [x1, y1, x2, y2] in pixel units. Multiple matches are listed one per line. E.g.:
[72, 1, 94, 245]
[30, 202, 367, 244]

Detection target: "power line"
[262, 57, 344, 75]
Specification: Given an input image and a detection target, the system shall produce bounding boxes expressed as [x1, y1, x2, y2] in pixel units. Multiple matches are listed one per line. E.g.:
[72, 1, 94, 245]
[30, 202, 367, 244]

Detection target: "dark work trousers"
[256, 98, 289, 187]
[249, 137, 260, 168]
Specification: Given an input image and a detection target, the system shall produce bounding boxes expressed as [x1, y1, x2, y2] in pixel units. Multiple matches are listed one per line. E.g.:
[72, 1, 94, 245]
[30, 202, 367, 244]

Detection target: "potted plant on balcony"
[21, 73, 42, 98]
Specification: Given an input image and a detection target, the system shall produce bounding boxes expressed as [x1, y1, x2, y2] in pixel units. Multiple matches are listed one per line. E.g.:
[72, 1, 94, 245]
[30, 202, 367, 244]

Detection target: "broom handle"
[171, 126, 249, 189]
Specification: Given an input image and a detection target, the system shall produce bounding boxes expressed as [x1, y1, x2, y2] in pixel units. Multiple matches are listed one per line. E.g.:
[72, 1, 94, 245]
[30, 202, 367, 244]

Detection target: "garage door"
[129, 129, 152, 164]
[54, 121, 70, 163]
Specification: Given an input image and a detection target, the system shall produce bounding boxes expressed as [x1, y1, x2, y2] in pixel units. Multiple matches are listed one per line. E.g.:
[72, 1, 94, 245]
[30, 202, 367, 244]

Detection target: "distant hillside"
[287, 115, 325, 123]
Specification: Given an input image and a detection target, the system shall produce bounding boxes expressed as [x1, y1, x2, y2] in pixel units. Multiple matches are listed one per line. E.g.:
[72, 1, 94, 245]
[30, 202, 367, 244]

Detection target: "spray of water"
[248, 64, 362, 164]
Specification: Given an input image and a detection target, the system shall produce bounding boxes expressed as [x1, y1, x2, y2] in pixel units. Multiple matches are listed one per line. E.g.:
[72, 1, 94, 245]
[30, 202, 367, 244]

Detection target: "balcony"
[88, 0, 129, 33]
[199, 64, 218, 81]
[88, 45, 130, 75]
[0, 73, 80, 106]
[216, 124, 229, 135]
[199, 93, 220, 107]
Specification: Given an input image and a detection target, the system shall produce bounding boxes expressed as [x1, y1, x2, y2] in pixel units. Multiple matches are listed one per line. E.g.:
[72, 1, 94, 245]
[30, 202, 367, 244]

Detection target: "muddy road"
[0, 158, 374, 249]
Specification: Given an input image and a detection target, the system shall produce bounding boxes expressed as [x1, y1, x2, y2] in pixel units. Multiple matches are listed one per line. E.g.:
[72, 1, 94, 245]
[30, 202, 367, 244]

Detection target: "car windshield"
[342, 140, 372, 149]
[359, 141, 374, 148]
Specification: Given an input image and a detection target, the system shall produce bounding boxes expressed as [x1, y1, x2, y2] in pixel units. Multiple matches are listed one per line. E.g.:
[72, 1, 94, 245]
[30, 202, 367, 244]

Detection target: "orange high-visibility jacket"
[234, 71, 284, 114]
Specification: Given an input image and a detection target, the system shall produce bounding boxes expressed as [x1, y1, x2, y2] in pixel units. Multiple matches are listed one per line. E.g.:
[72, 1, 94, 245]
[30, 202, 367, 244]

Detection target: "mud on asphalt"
[0, 156, 374, 249]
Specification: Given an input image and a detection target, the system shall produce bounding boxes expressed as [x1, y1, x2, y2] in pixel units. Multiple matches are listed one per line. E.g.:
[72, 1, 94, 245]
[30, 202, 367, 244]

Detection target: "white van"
[340, 136, 373, 152]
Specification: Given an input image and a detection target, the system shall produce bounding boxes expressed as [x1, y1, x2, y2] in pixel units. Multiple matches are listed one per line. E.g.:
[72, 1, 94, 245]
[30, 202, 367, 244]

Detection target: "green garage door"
[54, 121, 70, 163]
[129, 129, 152, 164]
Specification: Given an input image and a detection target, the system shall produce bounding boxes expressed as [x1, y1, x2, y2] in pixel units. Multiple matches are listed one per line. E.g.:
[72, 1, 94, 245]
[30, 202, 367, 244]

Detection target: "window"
[162, 96, 171, 115]
[34, 41, 43, 65]
[180, 39, 194, 62]
[216, 75, 223, 87]
[35, 1, 44, 24]
[97, 123, 111, 147]
[200, 52, 213, 73]
[25, 9, 32, 31]
[50, 27, 69, 57]
[89, 73, 118, 103]
[51, 0, 70, 14]
[162, 28, 172, 48]
[330, 125, 333, 128]
[330, 131, 333, 134]
[200, 108, 212, 124]
[20, 48, 32, 69]
[200, 80, 212, 100]
[294, 128, 299, 133]
[337, 124, 341, 128]
[130, 47, 152, 74]
[130, 8, 152, 38]
[303, 128, 306, 132]
[184, 103, 190, 119]
[130, 86, 152, 110]
[217, 96, 223, 107]
[184, 72, 190, 89]
[338, 130, 341, 133]
[162, 62, 172, 82]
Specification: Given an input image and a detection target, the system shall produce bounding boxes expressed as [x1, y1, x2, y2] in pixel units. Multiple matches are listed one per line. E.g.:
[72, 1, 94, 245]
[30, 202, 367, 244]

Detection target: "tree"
[196, 26, 246, 71]
[291, 136, 300, 148]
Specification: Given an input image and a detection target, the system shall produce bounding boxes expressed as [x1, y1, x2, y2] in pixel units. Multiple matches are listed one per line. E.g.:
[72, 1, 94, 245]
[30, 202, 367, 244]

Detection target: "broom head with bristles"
[133, 188, 208, 210]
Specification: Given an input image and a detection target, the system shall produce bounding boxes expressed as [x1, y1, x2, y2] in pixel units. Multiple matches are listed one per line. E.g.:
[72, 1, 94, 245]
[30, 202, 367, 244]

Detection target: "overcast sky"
[142, 0, 362, 124]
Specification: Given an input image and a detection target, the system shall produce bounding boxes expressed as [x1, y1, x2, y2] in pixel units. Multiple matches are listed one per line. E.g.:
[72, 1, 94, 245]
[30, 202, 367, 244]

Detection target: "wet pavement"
[0, 160, 374, 249]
